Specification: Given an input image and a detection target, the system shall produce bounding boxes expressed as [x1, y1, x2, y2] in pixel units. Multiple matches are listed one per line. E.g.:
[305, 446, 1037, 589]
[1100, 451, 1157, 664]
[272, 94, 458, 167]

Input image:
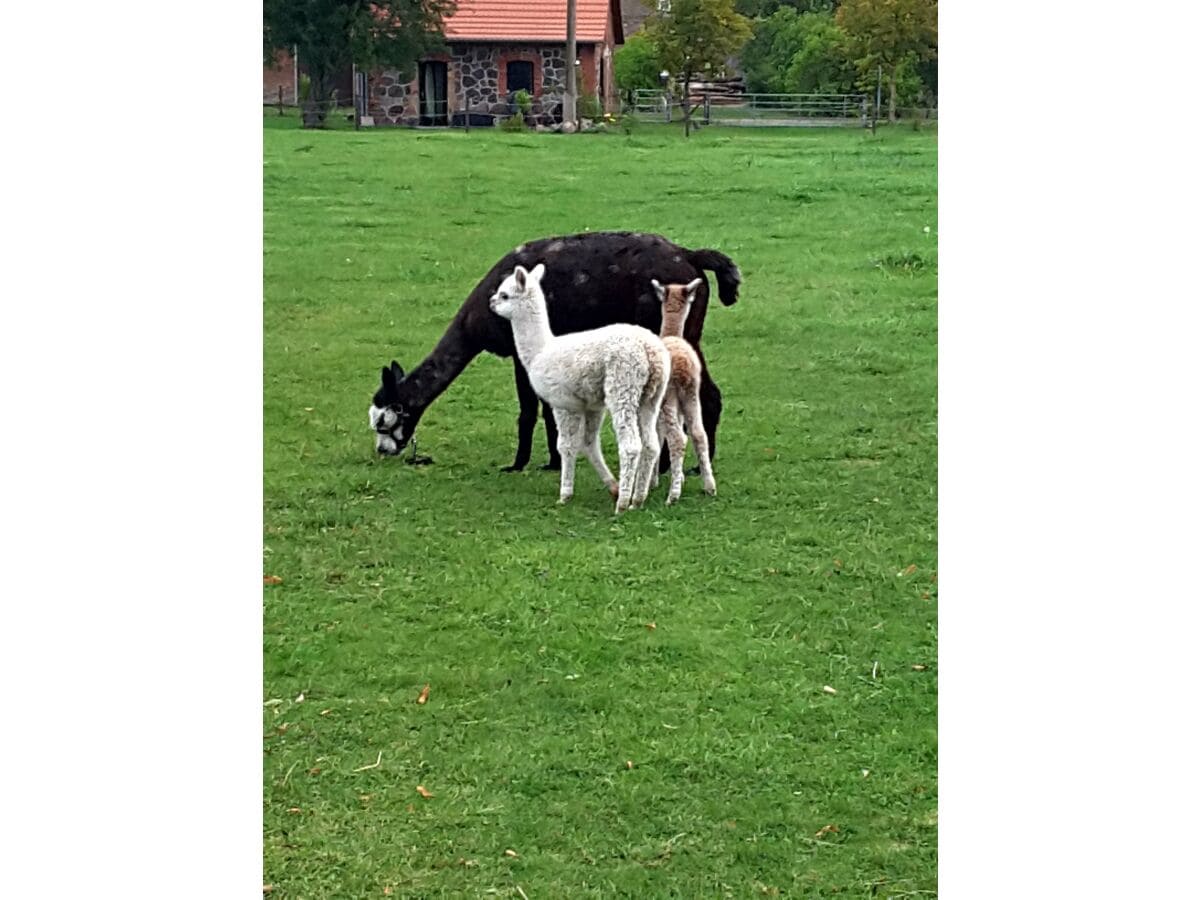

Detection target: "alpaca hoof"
[558, 495, 573, 505]
[608, 483, 620, 499]
[665, 494, 679, 506]
[703, 481, 717, 496]
[500, 463, 526, 473]
[542, 460, 562, 471]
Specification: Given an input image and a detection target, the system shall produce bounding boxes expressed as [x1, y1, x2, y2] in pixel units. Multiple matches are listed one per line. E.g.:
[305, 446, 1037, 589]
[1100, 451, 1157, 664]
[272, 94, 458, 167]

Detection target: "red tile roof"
[444, 0, 622, 44]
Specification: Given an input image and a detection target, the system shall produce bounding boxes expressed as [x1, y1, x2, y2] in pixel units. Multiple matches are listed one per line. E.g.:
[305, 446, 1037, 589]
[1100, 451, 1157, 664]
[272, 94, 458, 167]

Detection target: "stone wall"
[453, 44, 498, 110]
[367, 43, 578, 126]
[454, 42, 569, 121]
[367, 71, 418, 126]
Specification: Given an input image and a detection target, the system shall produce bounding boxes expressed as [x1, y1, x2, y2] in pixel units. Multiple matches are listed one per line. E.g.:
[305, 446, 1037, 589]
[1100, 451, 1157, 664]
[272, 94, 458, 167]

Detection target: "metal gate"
[629, 90, 869, 128]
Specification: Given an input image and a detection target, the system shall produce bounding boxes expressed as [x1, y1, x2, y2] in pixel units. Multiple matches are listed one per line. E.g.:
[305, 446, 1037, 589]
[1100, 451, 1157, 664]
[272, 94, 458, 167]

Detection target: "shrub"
[499, 111, 527, 132]
[578, 93, 603, 120]
[614, 33, 663, 95]
[514, 89, 533, 117]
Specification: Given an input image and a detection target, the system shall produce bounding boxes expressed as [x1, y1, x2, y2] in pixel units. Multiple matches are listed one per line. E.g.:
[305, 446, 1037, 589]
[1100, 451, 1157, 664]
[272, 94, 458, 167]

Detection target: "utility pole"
[564, 0, 577, 129]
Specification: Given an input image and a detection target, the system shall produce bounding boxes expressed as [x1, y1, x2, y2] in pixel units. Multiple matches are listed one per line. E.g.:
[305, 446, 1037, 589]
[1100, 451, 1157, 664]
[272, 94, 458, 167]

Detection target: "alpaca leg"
[541, 399, 561, 470]
[580, 408, 618, 498]
[660, 395, 688, 505]
[632, 401, 662, 508]
[554, 410, 584, 504]
[697, 352, 722, 464]
[632, 354, 669, 507]
[609, 407, 642, 514]
[680, 390, 716, 496]
[503, 358, 539, 472]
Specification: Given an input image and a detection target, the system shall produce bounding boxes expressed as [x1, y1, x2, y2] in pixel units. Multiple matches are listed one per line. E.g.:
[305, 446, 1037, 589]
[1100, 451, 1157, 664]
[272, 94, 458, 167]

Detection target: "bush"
[614, 33, 663, 95]
[514, 89, 533, 117]
[499, 111, 527, 132]
[742, 9, 856, 95]
[298, 74, 312, 102]
[578, 93, 602, 120]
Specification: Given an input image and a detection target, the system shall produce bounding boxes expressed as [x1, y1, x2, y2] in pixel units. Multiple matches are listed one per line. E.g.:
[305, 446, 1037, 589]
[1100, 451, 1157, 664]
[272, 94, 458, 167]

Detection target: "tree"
[734, 0, 834, 19]
[644, 0, 753, 137]
[740, 8, 854, 94]
[836, 0, 936, 122]
[264, 0, 455, 128]
[614, 33, 664, 104]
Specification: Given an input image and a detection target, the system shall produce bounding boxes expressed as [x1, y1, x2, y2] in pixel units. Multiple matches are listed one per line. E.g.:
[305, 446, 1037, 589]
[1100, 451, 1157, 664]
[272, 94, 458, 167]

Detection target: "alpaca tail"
[685, 248, 742, 306]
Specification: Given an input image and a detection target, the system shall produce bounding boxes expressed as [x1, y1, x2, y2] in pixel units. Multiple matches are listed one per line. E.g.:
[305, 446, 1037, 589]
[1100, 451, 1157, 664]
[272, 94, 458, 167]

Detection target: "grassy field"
[264, 113, 937, 897]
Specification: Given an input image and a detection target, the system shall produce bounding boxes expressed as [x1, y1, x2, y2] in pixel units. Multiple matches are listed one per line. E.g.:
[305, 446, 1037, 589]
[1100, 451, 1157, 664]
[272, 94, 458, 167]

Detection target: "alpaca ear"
[390, 360, 405, 380]
[685, 277, 703, 300]
[529, 263, 546, 283]
[514, 266, 527, 290]
[651, 279, 665, 302]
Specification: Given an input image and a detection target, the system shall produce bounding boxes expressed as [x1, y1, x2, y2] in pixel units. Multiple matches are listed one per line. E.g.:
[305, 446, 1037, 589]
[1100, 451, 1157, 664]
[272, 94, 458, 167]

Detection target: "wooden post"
[564, 0, 577, 128]
[873, 64, 882, 134]
[277, 85, 284, 115]
[683, 74, 691, 138]
[352, 66, 360, 131]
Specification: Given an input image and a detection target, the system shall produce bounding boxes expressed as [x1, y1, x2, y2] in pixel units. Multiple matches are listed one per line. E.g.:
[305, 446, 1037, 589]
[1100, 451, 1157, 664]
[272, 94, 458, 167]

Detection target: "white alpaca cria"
[490, 263, 670, 513]
[651, 278, 717, 504]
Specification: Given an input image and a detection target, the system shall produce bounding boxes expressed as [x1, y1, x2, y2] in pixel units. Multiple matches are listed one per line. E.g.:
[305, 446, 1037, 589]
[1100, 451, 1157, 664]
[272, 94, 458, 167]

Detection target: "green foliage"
[298, 73, 312, 103]
[913, 54, 937, 103]
[735, 0, 835, 18]
[264, 0, 455, 110]
[514, 89, 533, 116]
[836, 0, 937, 71]
[644, 0, 753, 134]
[742, 9, 856, 94]
[614, 33, 664, 98]
[645, 0, 754, 83]
[263, 122, 938, 897]
[836, 0, 936, 120]
[499, 110, 527, 131]
[783, 14, 857, 93]
[885, 53, 928, 108]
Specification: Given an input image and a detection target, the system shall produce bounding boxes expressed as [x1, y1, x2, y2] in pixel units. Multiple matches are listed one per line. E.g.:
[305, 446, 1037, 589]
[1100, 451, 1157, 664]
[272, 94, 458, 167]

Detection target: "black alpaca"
[370, 231, 741, 470]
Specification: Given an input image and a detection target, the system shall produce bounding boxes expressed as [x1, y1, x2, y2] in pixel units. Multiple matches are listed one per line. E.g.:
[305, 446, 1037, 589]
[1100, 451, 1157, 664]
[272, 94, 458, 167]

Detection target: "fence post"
[704, 91, 711, 125]
[874, 65, 882, 133]
[277, 85, 284, 115]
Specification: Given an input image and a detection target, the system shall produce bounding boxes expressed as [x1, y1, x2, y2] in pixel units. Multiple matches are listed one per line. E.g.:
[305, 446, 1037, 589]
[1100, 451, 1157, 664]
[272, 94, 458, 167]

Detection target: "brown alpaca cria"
[651, 278, 717, 503]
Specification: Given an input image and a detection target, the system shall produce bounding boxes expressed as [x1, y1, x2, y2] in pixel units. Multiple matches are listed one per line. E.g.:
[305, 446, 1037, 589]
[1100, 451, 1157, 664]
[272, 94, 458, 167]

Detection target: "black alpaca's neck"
[401, 315, 481, 410]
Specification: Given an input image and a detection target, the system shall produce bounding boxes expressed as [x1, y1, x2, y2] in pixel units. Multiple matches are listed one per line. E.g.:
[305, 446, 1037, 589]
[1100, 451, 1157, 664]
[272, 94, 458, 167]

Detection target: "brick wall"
[263, 50, 296, 104]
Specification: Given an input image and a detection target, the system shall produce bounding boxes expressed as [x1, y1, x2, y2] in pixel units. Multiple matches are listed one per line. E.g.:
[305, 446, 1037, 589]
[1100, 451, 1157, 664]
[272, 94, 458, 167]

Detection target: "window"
[657, 0, 671, 11]
[506, 60, 534, 95]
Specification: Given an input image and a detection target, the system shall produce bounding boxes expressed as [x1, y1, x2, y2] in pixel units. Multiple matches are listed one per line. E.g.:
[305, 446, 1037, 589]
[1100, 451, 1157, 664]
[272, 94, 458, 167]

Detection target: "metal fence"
[629, 89, 872, 128]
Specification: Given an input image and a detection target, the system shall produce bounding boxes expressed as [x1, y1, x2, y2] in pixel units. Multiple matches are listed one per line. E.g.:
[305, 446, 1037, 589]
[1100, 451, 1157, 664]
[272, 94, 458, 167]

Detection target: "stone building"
[367, 0, 625, 126]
